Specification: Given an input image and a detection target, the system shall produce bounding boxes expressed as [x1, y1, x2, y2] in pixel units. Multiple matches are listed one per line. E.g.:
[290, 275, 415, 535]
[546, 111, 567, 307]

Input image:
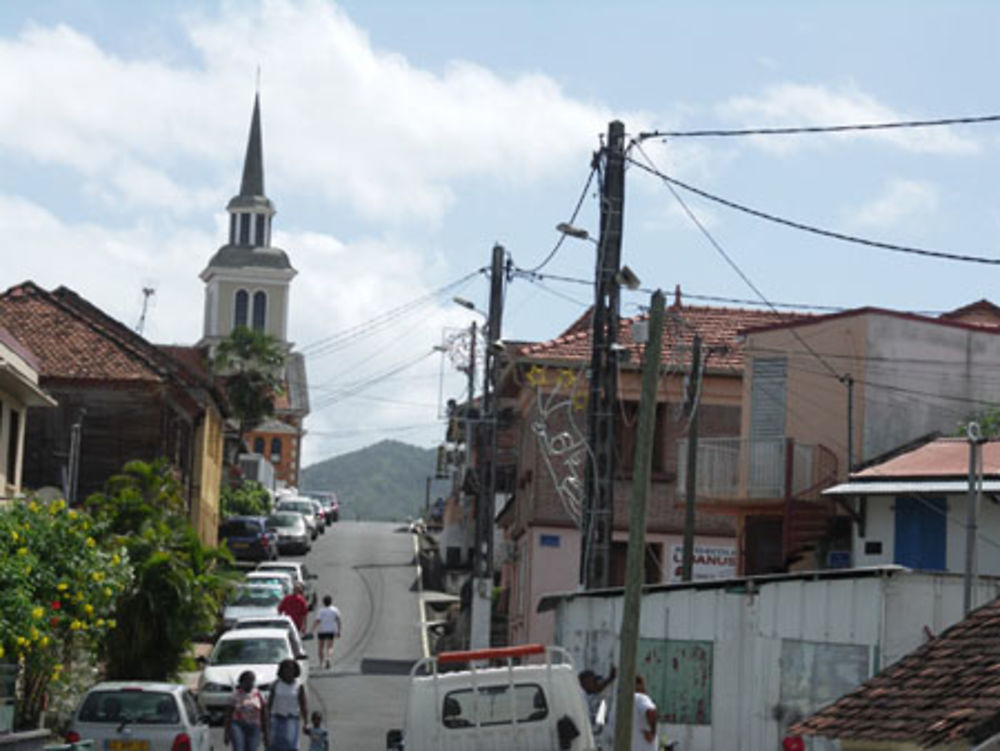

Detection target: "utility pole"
[964, 422, 984, 614]
[583, 120, 626, 590]
[681, 335, 703, 581]
[840, 374, 855, 474]
[613, 290, 665, 751]
[471, 243, 506, 648]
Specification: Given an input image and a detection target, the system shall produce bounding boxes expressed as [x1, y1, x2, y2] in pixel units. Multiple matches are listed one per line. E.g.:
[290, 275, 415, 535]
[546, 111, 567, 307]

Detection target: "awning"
[824, 479, 1000, 496]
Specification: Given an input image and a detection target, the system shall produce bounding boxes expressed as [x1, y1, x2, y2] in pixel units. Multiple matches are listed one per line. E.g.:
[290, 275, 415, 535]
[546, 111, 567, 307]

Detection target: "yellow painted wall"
[190, 406, 224, 546]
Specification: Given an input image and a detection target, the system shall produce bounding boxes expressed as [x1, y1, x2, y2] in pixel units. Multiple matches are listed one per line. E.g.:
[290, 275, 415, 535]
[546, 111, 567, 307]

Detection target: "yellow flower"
[15, 636, 26, 646]
[95, 618, 105, 628]
[69, 620, 82, 631]
[27, 501, 39, 513]
[39, 636, 49, 648]
[85, 537, 95, 548]
[104, 587, 112, 598]
[31, 606, 43, 620]
[56, 582, 68, 591]
[111, 554, 121, 566]
[10, 530, 17, 542]
[91, 572, 105, 583]
[16, 547, 27, 557]
[29, 627, 39, 641]
[83, 604, 94, 617]
[0, 646, 5, 658]
[74, 592, 83, 602]
[107, 619, 117, 629]
[67, 510, 78, 520]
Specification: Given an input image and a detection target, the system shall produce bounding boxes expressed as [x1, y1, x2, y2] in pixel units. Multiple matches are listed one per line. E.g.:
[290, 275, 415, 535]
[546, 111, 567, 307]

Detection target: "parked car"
[67, 681, 210, 751]
[218, 516, 278, 562]
[255, 561, 318, 610]
[274, 500, 319, 539]
[265, 513, 311, 555]
[308, 499, 327, 533]
[232, 614, 309, 658]
[244, 570, 294, 595]
[303, 492, 339, 524]
[220, 583, 283, 631]
[197, 628, 309, 724]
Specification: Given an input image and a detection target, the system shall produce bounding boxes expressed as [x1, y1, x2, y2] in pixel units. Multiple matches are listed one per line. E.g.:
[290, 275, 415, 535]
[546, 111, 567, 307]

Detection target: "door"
[894, 496, 946, 570]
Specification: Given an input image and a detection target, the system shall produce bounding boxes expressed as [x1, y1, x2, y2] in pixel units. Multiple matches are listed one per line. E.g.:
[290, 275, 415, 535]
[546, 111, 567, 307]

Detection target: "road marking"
[413, 532, 430, 659]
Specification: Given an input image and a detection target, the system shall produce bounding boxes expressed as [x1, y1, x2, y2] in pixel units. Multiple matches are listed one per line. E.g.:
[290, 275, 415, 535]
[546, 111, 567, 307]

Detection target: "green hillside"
[301, 439, 450, 521]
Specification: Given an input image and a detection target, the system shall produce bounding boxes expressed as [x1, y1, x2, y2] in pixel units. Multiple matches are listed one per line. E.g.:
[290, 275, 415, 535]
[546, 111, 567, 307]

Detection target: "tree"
[213, 326, 286, 455]
[221, 480, 271, 517]
[957, 407, 1000, 438]
[0, 498, 129, 729]
[87, 459, 234, 680]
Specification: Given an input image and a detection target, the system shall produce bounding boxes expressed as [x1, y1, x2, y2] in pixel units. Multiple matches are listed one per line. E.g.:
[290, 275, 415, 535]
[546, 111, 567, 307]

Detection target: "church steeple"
[200, 92, 295, 350]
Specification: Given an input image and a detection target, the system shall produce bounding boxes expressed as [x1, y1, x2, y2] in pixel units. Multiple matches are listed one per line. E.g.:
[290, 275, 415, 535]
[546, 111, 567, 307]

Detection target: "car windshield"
[210, 637, 290, 666]
[257, 564, 300, 580]
[234, 619, 291, 632]
[78, 690, 180, 725]
[266, 514, 302, 529]
[229, 585, 282, 607]
[278, 502, 312, 514]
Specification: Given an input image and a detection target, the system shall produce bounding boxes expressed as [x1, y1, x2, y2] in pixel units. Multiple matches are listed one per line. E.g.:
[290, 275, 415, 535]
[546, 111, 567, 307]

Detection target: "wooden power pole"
[613, 290, 665, 751]
[681, 335, 703, 581]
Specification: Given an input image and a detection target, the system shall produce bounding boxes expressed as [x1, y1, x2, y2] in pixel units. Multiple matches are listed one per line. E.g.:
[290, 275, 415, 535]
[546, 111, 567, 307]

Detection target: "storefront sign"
[668, 544, 737, 582]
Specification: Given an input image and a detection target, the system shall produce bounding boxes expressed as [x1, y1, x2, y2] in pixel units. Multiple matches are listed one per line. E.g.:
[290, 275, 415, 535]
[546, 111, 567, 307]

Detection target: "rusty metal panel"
[638, 638, 713, 725]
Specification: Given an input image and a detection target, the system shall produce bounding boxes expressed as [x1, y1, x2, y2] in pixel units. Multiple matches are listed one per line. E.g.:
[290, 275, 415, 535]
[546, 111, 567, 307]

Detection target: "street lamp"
[556, 222, 597, 243]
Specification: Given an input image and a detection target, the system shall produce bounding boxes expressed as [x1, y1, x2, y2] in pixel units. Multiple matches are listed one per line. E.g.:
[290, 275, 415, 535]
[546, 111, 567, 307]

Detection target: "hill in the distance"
[301, 439, 450, 521]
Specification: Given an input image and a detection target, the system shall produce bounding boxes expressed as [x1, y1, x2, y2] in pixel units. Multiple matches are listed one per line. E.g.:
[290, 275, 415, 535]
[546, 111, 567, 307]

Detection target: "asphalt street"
[210, 520, 425, 751]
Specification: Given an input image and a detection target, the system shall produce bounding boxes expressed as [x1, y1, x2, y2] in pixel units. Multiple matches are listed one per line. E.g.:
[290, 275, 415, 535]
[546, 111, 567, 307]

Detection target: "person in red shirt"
[278, 583, 309, 632]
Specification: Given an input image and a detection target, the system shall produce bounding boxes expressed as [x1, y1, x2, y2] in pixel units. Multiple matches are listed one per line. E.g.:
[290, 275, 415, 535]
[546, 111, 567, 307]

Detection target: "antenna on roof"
[136, 286, 156, 335]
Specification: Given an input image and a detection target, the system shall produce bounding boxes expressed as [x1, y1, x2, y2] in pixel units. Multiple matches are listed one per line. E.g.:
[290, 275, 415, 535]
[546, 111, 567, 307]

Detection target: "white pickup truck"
[386, 644, 596, 751]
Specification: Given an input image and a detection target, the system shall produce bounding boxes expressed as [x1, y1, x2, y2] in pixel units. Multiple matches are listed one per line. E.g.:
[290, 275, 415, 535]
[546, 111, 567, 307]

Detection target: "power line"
[632, 142, 843, 382]
[523, 166, 598, 274]
[638, 113, 1000, 141]
[627, 158, 1000, 267]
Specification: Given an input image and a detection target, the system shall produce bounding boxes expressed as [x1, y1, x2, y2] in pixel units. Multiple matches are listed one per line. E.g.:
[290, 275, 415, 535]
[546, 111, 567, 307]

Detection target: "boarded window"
[234, 290, 249, 329]
[637, 638, 713, 725]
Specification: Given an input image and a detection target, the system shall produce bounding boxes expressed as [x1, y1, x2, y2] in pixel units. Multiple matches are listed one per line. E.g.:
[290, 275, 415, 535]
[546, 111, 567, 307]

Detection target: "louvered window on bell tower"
[252, 291, 267, 331]
[239, 213, 251, 245]
[229, 214, 237, 244]
[255, 214, 266, 247]
[234, 289, 249, 329]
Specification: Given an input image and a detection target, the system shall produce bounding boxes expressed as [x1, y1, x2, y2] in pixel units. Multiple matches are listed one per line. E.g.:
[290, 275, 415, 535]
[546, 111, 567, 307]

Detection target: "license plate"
[230, 541, 249, 549]
[108, 741, 148, 751]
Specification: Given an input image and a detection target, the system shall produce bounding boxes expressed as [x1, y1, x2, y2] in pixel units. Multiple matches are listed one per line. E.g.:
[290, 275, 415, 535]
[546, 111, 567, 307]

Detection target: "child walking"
[303, 711, 329, 751]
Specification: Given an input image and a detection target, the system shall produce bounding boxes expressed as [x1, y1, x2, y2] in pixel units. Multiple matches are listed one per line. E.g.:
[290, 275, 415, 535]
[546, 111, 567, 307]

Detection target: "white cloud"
[718, 84, 980, 156]
[847, 179, 940, 230]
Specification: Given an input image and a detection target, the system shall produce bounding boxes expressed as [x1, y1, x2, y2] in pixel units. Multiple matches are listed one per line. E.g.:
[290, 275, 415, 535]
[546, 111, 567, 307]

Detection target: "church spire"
[238, 93, 265, 199]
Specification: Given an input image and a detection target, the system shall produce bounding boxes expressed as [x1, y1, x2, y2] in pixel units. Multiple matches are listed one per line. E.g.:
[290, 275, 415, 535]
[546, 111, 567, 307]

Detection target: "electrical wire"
[632, 142, 844, 382]
[628, 157, 1000, 267]
[638, 113, 1000, 141]
[523, 166, 598, 273]
[311, 349, 438, 413]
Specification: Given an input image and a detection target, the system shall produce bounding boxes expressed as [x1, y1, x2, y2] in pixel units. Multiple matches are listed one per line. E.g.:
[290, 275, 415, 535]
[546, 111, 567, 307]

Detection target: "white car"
[220, 583, 283, 632]
[197, 628, 309, 724]
[67, 682, 209, 751]
[232, 614, 309, 658]
[255, 561, 318, 609]
[245, 571, 294, 595]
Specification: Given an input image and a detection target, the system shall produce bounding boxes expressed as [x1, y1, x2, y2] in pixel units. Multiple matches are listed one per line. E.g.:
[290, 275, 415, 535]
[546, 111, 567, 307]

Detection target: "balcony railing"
[676, 436, 837, 501]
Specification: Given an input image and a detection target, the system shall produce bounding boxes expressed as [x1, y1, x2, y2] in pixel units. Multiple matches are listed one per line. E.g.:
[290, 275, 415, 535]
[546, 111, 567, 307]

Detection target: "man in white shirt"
[311, 595, 342, 669]
[632, 674, 658, 751]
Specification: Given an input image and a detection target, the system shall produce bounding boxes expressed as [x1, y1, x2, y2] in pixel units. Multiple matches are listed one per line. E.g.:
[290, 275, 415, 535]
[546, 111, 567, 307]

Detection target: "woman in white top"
[267, 659, 308, 751]
[311, 595, 342, 670]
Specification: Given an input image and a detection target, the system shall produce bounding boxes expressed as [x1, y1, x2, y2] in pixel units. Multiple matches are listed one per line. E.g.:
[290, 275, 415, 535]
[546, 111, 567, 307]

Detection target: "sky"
[2, 0, 1000, 467]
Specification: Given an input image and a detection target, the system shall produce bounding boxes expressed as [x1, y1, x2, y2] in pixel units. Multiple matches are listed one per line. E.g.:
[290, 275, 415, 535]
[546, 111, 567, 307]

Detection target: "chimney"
[674, 284, 682, 308]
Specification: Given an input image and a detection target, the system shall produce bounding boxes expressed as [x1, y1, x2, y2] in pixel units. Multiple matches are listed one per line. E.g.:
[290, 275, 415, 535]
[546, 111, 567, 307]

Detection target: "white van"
[386, 644, 596, 751]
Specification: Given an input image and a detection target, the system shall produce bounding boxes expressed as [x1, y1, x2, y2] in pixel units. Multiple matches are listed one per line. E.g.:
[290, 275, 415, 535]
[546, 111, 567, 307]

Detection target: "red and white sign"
[668, 543, 737, 582]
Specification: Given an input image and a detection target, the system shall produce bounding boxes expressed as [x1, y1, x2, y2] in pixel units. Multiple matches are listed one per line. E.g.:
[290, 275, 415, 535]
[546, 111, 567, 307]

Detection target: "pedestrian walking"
[223, 671, 269, 751]
[631, 674, 658, 751]
[267, 659, 308, 751]
[278, 583, 309, 633]
[303, 711, 329, 751]
[310, 595, 342, 669]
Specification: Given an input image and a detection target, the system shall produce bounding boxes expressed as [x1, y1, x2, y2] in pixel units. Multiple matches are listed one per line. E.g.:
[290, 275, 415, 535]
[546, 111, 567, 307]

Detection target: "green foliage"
[301, 440, 449, 521]
[221, 480, 271, 517]
[87, 459, 233, 681]
[957, 408, 1000, 438]
[0, 498, 129, 729]
[212, 326, 286, 449]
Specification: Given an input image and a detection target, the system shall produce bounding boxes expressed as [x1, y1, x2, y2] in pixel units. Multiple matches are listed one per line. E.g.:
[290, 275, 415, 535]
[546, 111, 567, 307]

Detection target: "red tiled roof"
[516, 304, 809, 371]
[0, 282, 164, 382]
[940, 299, 1000, 328]
[158, 345, 213, 381]
[794, 596, 1000, 745]
[854, 437, 1000, 479]
[0, 323, 41, 371]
